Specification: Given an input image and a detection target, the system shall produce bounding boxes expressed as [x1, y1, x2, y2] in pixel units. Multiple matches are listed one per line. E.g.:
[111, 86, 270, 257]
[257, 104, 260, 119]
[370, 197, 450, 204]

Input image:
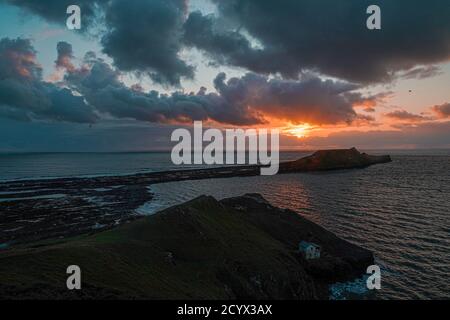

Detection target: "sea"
[0, 150, 449, 299]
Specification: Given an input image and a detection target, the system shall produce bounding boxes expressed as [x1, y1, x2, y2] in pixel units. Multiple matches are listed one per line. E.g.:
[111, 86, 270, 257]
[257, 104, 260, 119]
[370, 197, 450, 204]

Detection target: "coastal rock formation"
[280, 148, 392, 172]
[0, 148, 391, 246]
[0, 194, 373, 300]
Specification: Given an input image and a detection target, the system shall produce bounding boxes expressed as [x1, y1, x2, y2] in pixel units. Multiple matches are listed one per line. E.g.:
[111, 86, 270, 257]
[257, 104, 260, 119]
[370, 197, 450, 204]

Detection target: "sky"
[0, 0, 449, 152]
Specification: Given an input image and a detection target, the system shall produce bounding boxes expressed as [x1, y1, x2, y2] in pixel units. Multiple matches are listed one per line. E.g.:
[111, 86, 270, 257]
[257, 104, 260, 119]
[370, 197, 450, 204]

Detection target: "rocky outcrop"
[0, 194, 373, 300]
[280, 147, 392, 172]
[221, 194, 374, 282]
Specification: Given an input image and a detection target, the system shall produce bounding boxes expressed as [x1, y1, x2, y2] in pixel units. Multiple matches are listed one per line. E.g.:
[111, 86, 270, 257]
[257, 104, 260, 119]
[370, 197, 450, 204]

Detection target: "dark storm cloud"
[101, 0, 194, 86]
[343, 91, 392, 110]
[0, 38, 99, 123]
[55, 41, 75, 71]
[64, 56, 264, 125]
[4, 0, 193, 86]
[0, 36, 390, 126]
[212, 72, 374, 125]
[2, 0, 106, 30]
[0, 37, 42, 80]
[187, 0, 450, 83]
[432, 102, 450, 118]
[0, 38, 50, 117]
[61, 51, 378, 126]
[183, 11, 279, 76]
[6, 0, 450, 85]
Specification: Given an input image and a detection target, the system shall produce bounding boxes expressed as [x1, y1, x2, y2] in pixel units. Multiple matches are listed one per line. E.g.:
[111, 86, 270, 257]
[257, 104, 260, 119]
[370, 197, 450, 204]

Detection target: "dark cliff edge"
[0, 194, 373, 300]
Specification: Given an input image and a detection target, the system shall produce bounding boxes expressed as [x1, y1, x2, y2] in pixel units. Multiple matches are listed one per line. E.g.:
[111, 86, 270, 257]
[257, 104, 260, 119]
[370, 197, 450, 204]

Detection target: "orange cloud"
[432, 102, 450, 119]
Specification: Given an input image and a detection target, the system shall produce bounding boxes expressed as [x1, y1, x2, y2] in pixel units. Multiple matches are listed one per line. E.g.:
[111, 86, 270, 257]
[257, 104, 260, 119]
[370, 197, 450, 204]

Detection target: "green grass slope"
[1, 195, 323, 300]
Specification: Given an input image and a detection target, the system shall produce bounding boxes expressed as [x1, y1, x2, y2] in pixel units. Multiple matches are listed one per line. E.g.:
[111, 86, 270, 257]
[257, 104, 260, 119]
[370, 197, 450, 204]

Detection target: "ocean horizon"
[1, 149, 449, 182]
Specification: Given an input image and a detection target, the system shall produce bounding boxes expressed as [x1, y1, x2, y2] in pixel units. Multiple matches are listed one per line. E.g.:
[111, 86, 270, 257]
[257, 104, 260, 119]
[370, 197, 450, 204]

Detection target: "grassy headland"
[0, 194, 373, 300]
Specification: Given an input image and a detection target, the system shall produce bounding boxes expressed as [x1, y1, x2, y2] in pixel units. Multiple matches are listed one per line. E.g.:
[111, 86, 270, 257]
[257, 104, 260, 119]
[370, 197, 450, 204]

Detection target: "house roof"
[299, 241, 320, 250]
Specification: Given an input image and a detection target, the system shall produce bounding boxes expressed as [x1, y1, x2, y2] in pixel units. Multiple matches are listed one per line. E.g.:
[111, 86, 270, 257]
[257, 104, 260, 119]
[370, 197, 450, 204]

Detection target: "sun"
[283, 123, 313, 138]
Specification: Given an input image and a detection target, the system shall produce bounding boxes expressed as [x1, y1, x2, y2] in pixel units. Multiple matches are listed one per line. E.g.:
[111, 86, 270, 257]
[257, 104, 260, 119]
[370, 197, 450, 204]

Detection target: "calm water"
[0, 152, 177, 181]
[0, 151, 309, 181]
[1, 150, 449, 299]
[138, 152, 450, 300]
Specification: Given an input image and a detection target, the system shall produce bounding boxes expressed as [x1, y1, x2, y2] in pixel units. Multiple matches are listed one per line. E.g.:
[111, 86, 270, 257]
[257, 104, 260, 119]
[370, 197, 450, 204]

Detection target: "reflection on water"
[140, 155, 450, 300]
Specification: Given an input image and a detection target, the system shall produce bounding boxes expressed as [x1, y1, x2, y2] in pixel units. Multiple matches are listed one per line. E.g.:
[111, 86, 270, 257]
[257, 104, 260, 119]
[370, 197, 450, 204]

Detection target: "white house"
[299, 241, 321, 260]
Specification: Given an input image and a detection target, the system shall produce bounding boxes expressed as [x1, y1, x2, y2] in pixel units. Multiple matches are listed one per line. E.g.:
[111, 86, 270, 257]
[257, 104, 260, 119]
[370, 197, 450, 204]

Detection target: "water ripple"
[142, 155, 450, 299]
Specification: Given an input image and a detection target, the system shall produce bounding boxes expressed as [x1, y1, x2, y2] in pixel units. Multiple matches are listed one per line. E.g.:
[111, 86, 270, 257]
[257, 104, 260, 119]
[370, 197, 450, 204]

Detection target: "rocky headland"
[0, 194, 373, 299]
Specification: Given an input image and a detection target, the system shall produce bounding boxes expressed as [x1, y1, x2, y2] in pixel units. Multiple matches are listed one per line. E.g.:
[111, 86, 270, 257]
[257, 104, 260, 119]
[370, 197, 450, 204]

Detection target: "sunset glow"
[0, 0, 449, 152]
[0, 0, 450, 303]
[282, 124, 314, 138]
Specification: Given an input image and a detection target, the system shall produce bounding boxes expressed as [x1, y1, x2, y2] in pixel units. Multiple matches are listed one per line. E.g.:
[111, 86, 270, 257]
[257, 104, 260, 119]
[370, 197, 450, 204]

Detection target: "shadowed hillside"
[0, 194, 373, 300]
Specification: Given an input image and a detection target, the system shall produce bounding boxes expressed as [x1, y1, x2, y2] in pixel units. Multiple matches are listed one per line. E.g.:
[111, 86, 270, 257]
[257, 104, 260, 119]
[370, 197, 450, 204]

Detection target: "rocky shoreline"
[0, 148, 391, 246]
